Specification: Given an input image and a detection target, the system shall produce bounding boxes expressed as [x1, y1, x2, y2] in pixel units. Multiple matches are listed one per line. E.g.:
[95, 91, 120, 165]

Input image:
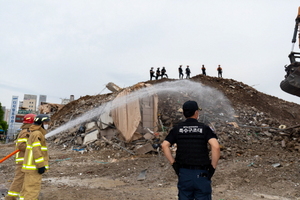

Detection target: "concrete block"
[86, 121, 96, 131]
[100, 128, 119, 140]
[143, 132, 154, 140]
[83, 130, 99, 145]
[135, 143, 154, 154]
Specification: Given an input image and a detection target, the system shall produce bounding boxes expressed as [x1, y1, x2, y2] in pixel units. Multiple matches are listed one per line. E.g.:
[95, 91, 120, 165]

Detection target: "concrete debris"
[106, 82, 122, 92]
[39, 103, 64, 114]
[134, 143, 155, 155]
[137, 169, 147, 181]
[45, 77, 300, 157]
[272, 163, 281, 168]
[83, 130, 99, 145]
[143, 132, 155, 140]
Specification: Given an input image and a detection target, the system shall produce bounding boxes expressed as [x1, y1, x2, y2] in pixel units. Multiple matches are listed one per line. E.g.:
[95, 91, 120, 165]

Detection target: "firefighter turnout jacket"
[15, 124, 31, 165]
[6, 124, 32, 199]
[21, 125, 49, 172]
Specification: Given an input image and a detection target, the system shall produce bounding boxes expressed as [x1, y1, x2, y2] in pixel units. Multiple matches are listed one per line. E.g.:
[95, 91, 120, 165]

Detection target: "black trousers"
[177, 168, 212, 200]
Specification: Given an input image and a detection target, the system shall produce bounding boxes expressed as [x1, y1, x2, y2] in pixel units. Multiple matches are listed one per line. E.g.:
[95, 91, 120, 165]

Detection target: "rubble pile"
[39, 103, 64, 114]
[47, 75, 300, 157]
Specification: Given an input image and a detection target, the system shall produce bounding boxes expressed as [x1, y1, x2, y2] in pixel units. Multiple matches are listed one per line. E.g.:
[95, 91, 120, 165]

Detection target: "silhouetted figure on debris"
[202, 65, 206, 76]
[185, 65, 191, 79]
[156, 67, 161, 80]
[161, 67, 168, 78]
[178, 65, 184, 79]
[217, 65, 222, 78]
[150, 67, 155, 80]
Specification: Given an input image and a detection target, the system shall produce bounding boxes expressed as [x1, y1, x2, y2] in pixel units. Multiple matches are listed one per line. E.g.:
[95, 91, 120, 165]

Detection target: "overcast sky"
[1, 1, 300, 109]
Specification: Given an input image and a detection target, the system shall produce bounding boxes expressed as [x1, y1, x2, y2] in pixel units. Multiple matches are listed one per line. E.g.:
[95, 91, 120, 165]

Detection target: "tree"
[0, 102, 8, 131]
[0, 102, 4, 121]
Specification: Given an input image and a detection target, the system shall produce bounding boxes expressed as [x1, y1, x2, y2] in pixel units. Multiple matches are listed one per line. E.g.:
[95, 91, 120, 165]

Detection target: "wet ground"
[1, 143, 300, 200]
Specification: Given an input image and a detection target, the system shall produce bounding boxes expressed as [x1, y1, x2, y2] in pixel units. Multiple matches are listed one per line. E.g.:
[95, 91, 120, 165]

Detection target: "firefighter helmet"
[23, 114, 36, 124]
[34, 114, 50, 125]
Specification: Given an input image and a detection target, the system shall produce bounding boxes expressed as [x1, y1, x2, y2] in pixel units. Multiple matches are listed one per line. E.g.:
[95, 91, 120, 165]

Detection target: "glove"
[172, 162, 180, 176]
[38, 166, 46, 174]
[208, 164, 215, 180]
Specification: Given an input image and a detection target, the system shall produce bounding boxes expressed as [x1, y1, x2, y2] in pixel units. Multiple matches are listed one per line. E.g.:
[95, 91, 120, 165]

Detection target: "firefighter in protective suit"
[5, 114, 36, 200]
[19, 114, 50, 200]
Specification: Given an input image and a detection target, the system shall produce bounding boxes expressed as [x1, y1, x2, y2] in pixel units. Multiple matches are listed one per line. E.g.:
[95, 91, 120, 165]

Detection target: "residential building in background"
[38, 95, 47, 106]
[4, 109, 10, 122]
[61, 95, 74, 105]
[23, 94, 37, 112]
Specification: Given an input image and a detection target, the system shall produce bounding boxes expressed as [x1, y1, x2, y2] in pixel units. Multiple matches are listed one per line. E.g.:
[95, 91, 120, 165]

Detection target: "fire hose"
[0, 149, 20, 163]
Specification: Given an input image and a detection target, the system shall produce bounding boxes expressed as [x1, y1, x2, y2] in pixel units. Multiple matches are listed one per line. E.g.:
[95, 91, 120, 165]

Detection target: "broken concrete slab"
[83, 130, 99, 145]
[85, 121, 96, 132]
[100, 128, 119, 140]
[143, 132, 155, 140]
[106, 82, 122, 92]
[134, 143, 155, 154]
[137, 169, 147, 181]
[98, 105, 114, 129]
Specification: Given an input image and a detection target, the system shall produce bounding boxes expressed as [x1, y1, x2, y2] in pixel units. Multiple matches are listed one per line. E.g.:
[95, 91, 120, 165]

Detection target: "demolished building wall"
[39, 103, 64, 114]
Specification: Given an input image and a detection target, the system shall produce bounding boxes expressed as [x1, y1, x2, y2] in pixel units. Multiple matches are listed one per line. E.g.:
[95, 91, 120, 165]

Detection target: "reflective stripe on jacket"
[15, 123, 32, 165]
[22, 125, 49, 172]
[7, 190, 20, 197]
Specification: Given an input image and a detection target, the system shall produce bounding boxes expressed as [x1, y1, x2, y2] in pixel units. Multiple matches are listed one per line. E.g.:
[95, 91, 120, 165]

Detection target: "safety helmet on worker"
[34, 114, 50, 125]
[23, 114, 36, 124]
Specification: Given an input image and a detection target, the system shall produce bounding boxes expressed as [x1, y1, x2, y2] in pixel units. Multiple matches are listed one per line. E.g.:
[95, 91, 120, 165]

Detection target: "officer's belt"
[180, 165, 209, 170]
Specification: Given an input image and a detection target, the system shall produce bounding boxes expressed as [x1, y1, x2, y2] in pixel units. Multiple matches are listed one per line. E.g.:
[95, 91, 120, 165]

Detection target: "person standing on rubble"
[185, 65, 191, 79]
[161, 67, 168, 78]
[150, 67, 155, 80]
[5, 114, 36, 200]
[162, 100, 220, 200]
[202, 65, 206, 76]
[217, 65, 222, 78]
[19, 114, 50, 200]
[178, 65, 184, 79]
[156, 67, 161, 80]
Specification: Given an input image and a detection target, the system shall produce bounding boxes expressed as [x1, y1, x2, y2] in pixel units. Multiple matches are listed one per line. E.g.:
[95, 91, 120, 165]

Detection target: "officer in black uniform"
[150, 67, 155, 80]
[185, 65, 191, 79]
[162, 100, 220, 200]
[156, 67, 161, 80]
[202, 65, 206, 76]
[161, 67, 168, 78]
[178, 65, 184, 79]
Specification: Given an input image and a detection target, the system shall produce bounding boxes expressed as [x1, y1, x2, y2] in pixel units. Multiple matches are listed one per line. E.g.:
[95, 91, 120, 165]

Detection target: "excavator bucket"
[280, 53, 300, 97]
[280, 7, 300, 97]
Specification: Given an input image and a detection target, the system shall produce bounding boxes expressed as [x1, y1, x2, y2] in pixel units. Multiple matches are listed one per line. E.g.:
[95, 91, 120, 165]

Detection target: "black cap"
[182, 100, 200, 118]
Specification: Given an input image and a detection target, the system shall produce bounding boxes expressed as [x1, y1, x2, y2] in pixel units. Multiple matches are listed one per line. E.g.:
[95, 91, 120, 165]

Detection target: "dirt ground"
[1, 76, 300, 200]
[1, 141, 299, 200]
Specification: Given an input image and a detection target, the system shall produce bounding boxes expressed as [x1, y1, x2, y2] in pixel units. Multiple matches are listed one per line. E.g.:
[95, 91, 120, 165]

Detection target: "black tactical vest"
[175, 121, 211, 166]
